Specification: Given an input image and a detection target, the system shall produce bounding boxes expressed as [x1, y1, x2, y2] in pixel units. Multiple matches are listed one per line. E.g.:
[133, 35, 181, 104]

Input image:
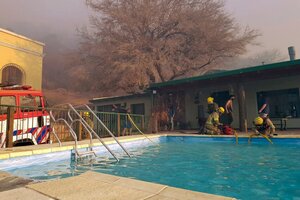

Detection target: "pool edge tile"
[32, 148, 52, 155]
[51, 146, 74, 152]
[9, 151, 32, 158]
[77, 144, 89, 148]
[0, 154, 10, 159]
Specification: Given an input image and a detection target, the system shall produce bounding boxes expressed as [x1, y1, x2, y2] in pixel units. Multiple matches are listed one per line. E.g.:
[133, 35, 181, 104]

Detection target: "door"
[211, 91, 230, 108]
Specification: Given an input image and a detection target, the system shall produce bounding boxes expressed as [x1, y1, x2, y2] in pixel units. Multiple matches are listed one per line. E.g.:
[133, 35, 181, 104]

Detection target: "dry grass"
[43, 88, 94, 106]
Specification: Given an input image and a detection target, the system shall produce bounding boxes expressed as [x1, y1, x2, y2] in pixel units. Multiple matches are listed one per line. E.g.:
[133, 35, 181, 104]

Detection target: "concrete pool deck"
[0, 171, 235, 200]
[0, 131, 299, 199]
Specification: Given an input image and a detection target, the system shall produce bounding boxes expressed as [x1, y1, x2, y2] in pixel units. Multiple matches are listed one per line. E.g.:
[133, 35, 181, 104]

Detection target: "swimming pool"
[1, 136, 299, 200]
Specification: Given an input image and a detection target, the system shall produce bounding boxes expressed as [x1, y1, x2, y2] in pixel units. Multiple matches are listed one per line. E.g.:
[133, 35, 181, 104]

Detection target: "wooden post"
[237, 84, 247, 132]
[146, 115, 153, 134]
[77, 112, 83, 141]
[141, 115, 145, 131]
[151, 92, 158, 133]
[6, 106, 14, 148]
[153, 113, 158, 133]
[117, 113, 120, 137]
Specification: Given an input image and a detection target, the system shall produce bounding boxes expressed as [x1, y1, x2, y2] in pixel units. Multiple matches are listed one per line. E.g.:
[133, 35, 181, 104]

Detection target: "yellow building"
[0, 28, 44, 90]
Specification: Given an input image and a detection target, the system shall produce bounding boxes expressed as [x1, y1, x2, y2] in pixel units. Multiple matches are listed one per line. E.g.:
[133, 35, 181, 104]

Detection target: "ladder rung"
[77, 151, 96, 157]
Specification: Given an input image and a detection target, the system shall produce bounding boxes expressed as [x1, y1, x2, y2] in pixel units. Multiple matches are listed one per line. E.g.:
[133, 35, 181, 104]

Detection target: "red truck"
[0, 85, 51, 147]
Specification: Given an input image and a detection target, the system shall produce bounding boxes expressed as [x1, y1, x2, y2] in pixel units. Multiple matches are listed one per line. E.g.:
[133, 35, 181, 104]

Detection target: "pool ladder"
[67, 104, 132, 162]
[50, 108, 97, 159]
[75, 147, 97, 158]
[50, 104, 126, 161]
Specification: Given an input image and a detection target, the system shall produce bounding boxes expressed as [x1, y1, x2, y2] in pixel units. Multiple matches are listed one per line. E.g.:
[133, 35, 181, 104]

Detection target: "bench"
[272, 118, 288, 131]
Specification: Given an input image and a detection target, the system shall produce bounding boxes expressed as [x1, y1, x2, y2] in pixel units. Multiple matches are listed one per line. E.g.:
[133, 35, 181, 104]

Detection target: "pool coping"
[0, 132, 299, 160]
[0, 134, 163, 160]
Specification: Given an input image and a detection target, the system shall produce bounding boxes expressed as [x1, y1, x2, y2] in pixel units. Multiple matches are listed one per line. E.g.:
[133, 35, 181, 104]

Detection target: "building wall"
[93, 95, 152, 129]
[184, 74, 300, 130]
[244, 75, 300, 129]
[0, 28, 44, 89]
[185, 83, 239, 129]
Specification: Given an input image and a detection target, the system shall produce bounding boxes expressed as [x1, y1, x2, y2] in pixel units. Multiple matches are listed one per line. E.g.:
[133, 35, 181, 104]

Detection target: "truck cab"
[0, 85, 50, 147]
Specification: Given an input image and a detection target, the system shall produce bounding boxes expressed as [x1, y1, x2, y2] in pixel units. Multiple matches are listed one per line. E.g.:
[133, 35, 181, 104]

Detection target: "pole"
[141, 115, 145, 131]
[237, 83, 247, 132]
[6, 106, 14, 148]
[117, 113, 120, 137]
[77, 112, 83, 141]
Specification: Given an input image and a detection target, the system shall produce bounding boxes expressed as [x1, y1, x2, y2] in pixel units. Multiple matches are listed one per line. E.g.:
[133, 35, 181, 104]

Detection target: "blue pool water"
[1, 136, 300, 200]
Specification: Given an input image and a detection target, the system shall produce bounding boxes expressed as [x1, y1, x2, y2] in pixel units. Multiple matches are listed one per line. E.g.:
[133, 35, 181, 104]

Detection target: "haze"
[0, 0, 299, 57]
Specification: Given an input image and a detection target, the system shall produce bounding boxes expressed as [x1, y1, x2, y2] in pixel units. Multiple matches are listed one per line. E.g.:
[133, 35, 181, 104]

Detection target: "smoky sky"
[0, 0, 300, 56]
[226, 0, 300, 56]
[0, 0, 89, 49]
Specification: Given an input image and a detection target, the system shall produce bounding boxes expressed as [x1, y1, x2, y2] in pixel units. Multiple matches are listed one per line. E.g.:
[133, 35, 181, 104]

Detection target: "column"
[237, 83, 248, 132]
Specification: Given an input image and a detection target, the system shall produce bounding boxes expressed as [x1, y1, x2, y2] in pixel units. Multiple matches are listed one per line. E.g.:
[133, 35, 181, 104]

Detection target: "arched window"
[1, 65, 23, 85]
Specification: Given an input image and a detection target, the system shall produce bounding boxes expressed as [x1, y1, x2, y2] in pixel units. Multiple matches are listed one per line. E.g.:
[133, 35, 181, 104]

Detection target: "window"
[257, 88, 300, 118]
[20, 95, 42, 112]
[131, 103, 145, 115]
[1, 66, 23, 85]
[0, 96, 16, 114]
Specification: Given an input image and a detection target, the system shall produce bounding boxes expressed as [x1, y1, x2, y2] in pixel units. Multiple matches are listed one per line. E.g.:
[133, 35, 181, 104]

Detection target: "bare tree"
[78, 0, 258, 93]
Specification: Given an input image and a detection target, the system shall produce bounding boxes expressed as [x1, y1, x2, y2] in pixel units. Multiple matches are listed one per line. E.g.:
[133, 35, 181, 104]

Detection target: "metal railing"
[93, 111, 145, 138]
[83, 104, 131, 157]
[0, 104, 145, 151]
[67, 104, 121, 161]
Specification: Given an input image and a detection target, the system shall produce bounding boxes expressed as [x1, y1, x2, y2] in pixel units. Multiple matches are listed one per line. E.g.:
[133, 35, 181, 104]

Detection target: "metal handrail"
[70, 119, 94, 146]
[67, 104, 120, 161]
[52, 118, 78, 149]
[50, 109, 77, 147]
[84, 104, 131, 157]
[47, 110, 65, 146]
[49, 125, 62, 147]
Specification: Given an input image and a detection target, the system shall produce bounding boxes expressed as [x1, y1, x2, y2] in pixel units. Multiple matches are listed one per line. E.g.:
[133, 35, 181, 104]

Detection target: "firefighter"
[207, 96, 219, 114]
[204, 107, 225, 135]
[82, 112, 94, 138]
[253, 115, 275, 136]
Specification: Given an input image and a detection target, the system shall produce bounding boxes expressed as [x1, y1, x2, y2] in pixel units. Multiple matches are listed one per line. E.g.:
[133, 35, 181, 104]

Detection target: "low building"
[91, 59, 300, 131]
[150, 59, 300, 130]
[0, 28, 44, 89]
[90, 93, 152, 129]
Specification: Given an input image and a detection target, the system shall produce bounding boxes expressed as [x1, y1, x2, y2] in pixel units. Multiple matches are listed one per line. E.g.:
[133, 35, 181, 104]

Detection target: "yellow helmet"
[83, 112, 90, 117]
[207, 97, 214, 104]
[254, 117, 263, 125]
[218, 107, 225, 114]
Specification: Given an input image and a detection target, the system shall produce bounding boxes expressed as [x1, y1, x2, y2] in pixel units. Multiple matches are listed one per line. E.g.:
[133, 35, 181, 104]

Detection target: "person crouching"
[204, 107, 225, 135]
[253, 115, 275, 136]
